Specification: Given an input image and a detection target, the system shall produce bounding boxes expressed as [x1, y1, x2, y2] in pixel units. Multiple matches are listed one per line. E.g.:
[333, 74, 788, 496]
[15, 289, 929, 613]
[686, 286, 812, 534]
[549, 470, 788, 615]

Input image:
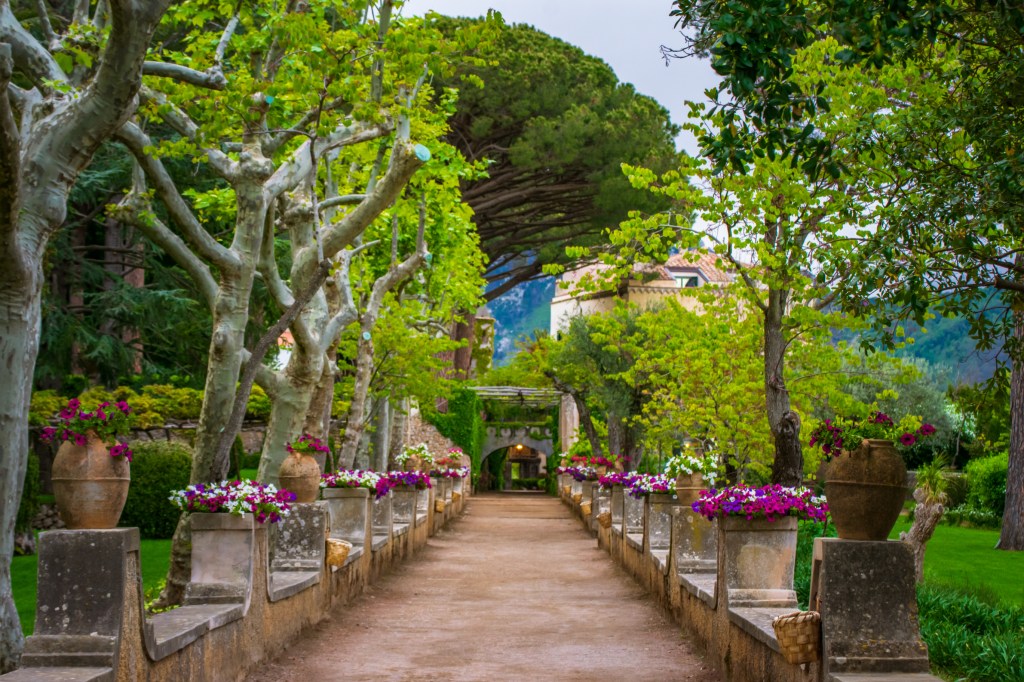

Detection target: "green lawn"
[12, 538, 172, 635]
[890, 519, 1024, 607]
[239, 468, 259, 480]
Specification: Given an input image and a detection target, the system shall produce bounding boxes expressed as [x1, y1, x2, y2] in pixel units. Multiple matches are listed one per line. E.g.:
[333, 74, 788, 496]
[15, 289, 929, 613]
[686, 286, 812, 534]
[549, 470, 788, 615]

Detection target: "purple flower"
[898, 432, 916, 447]
[918, 423, 936, 436]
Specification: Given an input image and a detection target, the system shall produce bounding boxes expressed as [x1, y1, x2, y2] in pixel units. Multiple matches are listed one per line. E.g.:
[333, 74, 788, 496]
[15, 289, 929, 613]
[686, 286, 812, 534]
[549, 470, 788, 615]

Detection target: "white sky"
[403, 0, 719, 154]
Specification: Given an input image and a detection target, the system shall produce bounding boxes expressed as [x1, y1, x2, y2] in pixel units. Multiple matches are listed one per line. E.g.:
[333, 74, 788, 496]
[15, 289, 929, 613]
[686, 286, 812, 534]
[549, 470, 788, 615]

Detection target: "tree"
[0, 0, 172, 669]
[435, 17, 680, 302]
[668, 0, 1024, 548]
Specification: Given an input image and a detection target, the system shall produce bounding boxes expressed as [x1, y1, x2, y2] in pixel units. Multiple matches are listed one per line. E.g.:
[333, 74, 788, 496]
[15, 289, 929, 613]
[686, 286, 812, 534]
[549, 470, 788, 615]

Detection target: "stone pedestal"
[270, 502, 328, 571]
[372, 494, 393, 539]
[186, 512, 256, 607]
[323, 488, 370, 547]
[624, 493, 644, 534]
[20, 528, 137, 669]
[672, 506, 717, 573]
[720, 516, 797, 608]
[610, 485, 625, 529]
[811, 538, 931, 677]
[392, 484, 418, 524]
[646, 494, 675, 551]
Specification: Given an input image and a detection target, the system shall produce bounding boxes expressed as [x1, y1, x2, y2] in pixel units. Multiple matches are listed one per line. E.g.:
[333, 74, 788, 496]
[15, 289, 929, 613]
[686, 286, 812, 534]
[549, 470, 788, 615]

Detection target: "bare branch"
[34, 0, 56, 49]
[0, 1, 65, 86]
[138, 86, 237, 178]
[116, 121, 239, 270]
[142, 61, 227, 90]
[319, 193, 366, 211]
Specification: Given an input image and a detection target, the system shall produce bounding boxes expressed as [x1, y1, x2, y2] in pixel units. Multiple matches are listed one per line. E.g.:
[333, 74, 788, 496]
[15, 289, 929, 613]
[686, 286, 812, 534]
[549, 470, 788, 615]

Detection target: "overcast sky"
[404, 0, 719, 154]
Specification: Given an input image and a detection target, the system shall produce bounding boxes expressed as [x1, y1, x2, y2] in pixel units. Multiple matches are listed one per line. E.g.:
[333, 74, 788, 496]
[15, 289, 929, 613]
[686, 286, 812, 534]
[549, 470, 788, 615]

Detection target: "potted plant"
[41, 398, 134, 529]
[809, 411, 936, 540]
[386, 470, 432, 491]
[664, 452, 720, 505]
[169, 479, 297, 524]
[626, 473, 674, 500]
[396, 443, 433, 472]
[321, 469, 393, 500]
[694, 484, 828, 607]
[280, 433, 329, 503]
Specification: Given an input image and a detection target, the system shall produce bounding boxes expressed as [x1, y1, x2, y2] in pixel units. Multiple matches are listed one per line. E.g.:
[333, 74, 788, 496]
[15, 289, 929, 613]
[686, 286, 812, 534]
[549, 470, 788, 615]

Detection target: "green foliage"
[917, 584, 1024, 682]
[140, 385, 203, 420]
[245, 385, 272, 421]
[943, 473, 970, 508]
[15, 454, 41, 538]
[119, 442, 192, 539]
[943, 505, 1002, 530]
[426, 387, 486, 484]
[28, 391, 64, 426]
[965, 453, 1009, 517]
[511, 478, 543, 490]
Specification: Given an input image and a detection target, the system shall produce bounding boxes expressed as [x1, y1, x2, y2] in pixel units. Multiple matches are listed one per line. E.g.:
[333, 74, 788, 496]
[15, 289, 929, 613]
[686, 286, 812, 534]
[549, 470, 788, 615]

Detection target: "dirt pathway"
[248, 493, 719, 682]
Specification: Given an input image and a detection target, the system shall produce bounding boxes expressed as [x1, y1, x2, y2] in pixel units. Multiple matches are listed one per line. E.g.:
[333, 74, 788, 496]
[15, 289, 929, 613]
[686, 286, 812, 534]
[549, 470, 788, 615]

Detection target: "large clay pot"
[675, 472, 705, 506]
[824, 438, 907, 541]
[51, 431, 130, 529]
[403, 456, 421, 472]
[596, 465, 608, 477]
[278, 451, 321, 503]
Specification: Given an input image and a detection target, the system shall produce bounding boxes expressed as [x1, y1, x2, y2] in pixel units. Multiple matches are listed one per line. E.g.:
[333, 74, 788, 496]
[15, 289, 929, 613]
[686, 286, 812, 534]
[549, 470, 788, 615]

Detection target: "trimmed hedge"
[15, 453, 41, 535]
[119, 441, 192, 539]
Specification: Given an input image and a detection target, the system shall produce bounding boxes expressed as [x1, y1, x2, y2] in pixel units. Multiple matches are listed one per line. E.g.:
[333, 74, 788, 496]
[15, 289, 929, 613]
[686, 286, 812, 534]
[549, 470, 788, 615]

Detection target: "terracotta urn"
[51, 430, 130, 529]
[278, 451, 321, 503]
[596, 465, 608, 477]
[675, 472, 705, 506]
[824, 438, 907, 541]
[403, 456, 421, 472]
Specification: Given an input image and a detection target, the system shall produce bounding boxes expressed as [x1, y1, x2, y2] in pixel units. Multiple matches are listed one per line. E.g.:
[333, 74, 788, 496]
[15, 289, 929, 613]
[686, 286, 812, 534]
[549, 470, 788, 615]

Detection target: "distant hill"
[489, 277, 554, 366]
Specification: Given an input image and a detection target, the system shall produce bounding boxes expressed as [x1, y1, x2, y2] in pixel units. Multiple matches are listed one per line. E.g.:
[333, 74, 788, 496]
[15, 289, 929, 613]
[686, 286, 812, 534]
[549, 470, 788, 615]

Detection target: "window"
[674, 275, 699, 288]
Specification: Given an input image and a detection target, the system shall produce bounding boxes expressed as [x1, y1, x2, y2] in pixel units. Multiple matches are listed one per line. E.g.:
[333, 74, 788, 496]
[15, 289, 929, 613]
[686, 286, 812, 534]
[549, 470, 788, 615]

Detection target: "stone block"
[372, 494, 393, 540]
[392, 485, 417, 524]
[610, 485, 624, 528]
[811, 538, 931, 677]
[270, 502, 327, 572]
[624, 493, 644, 534]
[721, 516, 797, 608]
[185, 512, 254, 607]
[646, 493, 675, 551]
[672, 506, 717, 573]
[323, 488, 370, 547]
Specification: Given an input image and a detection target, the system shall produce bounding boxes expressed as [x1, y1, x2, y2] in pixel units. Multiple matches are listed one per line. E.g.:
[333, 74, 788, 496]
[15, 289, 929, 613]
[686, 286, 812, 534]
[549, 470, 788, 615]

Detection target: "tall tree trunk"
[0, 279, 40, 672]
[371, 396, 391, 471]
[608, 415, 625, 459]
[765, 291, 802, 485]
[338, 333, 375, 469]
[452, 312, 476, 379]
[999, 309, 1024, 550]
[256, 345, 323, 484]
[388, 399, 408, 469]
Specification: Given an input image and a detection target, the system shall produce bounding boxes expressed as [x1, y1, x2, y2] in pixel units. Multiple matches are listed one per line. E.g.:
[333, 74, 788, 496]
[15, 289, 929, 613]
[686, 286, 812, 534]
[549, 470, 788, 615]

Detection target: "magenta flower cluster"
[286, 433, 331, 456]
[169, 479, 296, 524]
[321, 470, 392, 500]
[597, 471, 639, 489]
[564, 466, 598, 482]
[627, 473, 674, 499]
[808, 411, 937, 460]
[39, 398, 134, 462]
[693, 484, 828, 523]
[386, 470, 432, 490]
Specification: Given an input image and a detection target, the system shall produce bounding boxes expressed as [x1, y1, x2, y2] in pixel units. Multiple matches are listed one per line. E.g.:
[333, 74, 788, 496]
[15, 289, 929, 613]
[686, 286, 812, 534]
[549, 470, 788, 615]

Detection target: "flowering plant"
[808, 411, 937, 460]
[692, 484, 828, 523]
[663, 452, 719, 484]
[452, 466, 470, 479]
[321, 469, 392, 499]
[40, 398, 135, 461]
[627, 473, 674, 498]
[286, 433, 330, 456]
[565, 466, 598, 482]
[395, 443, 433, 466]
[169, 479, 296, 523]
[597, 471, 639, 489]
[386, 470, 432, 490]
[570, 453, 622, 468]
[432, 466, 469, 478]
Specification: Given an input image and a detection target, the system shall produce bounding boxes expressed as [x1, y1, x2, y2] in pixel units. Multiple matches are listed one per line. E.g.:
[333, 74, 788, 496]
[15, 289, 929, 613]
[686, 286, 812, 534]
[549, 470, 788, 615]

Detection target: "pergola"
[468, 386, 562, 407]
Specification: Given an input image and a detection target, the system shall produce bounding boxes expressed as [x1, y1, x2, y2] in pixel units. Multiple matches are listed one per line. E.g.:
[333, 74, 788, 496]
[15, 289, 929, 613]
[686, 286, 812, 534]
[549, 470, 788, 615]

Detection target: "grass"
[239, 468, 259, 480]
[888, 519, 1024, 607]
[12, 538, 172, 635]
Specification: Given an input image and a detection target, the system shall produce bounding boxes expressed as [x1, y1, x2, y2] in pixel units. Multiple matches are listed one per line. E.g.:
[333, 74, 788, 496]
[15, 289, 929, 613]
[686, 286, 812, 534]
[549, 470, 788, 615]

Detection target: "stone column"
[270, 502, 328, 572]
[624, 493, 644, 535]
[810, 538, 931, 677]
[611, 485, 625, 530]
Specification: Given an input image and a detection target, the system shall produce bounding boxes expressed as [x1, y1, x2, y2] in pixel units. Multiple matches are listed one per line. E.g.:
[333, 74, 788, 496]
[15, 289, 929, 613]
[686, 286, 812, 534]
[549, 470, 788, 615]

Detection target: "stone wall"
[2, 478, 470, 682]
[560, 477, 942, 682]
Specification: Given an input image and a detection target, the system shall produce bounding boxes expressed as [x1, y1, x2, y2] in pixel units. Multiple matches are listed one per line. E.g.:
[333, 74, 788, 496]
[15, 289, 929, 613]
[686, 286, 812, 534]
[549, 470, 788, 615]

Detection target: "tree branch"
[142, 61, 228, 90]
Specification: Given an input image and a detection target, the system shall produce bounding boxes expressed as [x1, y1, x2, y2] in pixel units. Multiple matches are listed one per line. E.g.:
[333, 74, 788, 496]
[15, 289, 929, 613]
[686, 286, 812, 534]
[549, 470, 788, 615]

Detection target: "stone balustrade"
[2, 478, 470, 682]
[568, 483, 941, 682]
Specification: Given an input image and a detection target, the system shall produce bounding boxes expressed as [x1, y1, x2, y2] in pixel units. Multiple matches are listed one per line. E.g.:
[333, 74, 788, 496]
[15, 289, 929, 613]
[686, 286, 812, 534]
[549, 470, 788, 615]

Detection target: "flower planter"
[391, 484, 418, 524]
[278, 451, 321, 503]
[187, 512, 255, 605]
[825, 438, 907, 541]
[721, 515, 798, 608]
[610, 484, 625, 528]
[674, 472, 705, 506]
[673, 505, 717, 573]
[51, 431, 130, 529]
[322, 487, 370, 546]
[645, 493, 675, 550]
[372, 494, 393, 537]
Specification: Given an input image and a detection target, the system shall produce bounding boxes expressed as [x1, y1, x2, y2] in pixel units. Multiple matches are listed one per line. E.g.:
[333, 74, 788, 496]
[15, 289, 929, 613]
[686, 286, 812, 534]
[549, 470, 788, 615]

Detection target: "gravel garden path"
[247, 493, 719, 681]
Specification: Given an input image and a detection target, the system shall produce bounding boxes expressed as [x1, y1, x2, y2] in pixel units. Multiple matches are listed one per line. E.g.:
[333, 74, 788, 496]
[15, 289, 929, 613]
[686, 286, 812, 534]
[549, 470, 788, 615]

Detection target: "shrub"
[943, 472, 970, 508]
[942, 504, 1002, 529]
[965, 453, 1009, 517]
[28, 390, 64, 426]
[119, 441, 192, 538]
[141, 385, 203, 420]
[246, 384, 272, 421]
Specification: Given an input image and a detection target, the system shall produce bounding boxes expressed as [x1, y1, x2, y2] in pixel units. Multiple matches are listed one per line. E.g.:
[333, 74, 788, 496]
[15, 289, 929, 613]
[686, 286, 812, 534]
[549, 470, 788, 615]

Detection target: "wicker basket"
[325, 538, 353, 568]
[580, 501, 592, 517]
[572, 492, 583, 504]
[597, 511, 612, 529]
[772, 611, 821, 665]
[435, 499, 446, 513]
